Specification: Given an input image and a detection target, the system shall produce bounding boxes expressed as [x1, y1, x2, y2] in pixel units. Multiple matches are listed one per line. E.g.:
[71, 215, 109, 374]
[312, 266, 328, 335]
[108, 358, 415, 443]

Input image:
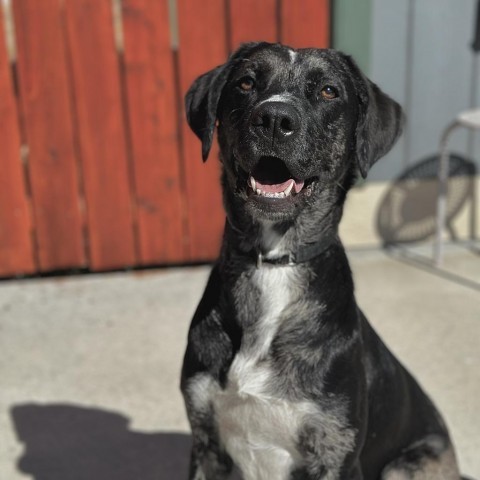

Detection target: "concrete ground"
[0, 245, 478, 480]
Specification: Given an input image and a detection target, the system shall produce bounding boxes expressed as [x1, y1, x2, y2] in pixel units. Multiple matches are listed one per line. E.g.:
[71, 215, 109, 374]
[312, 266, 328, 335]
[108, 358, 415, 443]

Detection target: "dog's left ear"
[185, 65, 230, 162]
[354, 67, 405, 178]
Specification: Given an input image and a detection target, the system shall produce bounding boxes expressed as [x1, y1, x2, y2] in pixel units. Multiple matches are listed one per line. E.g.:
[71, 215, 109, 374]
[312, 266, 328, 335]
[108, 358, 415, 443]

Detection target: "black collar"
[252, 235, 337, 268]
[225, 219, 337, 268]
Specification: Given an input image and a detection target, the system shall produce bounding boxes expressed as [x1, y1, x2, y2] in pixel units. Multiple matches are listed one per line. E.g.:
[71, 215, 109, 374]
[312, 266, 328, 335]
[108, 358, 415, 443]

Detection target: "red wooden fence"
[0, 0, 330, 277]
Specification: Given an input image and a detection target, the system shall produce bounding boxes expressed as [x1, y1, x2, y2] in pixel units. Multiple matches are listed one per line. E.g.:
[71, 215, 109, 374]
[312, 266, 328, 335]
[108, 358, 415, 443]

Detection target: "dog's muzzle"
[245, 102, 308, 199]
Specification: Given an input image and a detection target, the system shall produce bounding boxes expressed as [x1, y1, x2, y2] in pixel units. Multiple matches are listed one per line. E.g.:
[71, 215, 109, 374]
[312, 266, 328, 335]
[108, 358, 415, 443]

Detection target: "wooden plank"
[177, 0, 228, 261]
[13, 0, 85, 272]
[0, 5, 35, 277]
[229, 0, 278, 49]
[122, 0, 186, 265]
[65, 0, 137, 271]
[280, 0, 330, 48]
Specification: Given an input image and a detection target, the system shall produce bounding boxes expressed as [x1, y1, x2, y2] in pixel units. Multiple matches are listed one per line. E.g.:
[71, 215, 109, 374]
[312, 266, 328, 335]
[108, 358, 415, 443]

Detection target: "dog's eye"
[321, 85, 338, 100]
[238, 76, 255, 92]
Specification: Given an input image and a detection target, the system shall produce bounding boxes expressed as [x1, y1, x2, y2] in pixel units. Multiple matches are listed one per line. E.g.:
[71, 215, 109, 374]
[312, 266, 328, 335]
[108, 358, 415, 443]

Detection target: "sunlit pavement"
[0, 245, 478, 480]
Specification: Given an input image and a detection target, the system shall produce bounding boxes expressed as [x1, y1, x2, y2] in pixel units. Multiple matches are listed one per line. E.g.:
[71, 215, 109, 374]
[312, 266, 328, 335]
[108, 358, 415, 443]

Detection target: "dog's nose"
[251, 102, 300, 142]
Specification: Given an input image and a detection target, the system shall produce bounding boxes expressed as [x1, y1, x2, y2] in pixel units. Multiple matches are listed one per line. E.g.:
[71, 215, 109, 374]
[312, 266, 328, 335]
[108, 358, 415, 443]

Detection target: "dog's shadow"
[11, 403, 242, 480]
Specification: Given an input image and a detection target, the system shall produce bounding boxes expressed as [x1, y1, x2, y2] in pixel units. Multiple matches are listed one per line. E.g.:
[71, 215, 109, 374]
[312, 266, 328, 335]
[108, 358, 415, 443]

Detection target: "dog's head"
[186, 42, 403, 225]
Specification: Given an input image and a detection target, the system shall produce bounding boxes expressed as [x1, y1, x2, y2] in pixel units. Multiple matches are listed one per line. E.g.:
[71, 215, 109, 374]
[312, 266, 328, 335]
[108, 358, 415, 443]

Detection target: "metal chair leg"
[434, 122, 459, 266]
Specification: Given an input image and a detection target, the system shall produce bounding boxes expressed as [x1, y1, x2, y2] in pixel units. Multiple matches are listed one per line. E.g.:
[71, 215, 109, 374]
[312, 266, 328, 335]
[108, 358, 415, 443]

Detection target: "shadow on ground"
[9, 402, 476, 480]
[11, 403, 195, 480]
[376, 153, 476, 246]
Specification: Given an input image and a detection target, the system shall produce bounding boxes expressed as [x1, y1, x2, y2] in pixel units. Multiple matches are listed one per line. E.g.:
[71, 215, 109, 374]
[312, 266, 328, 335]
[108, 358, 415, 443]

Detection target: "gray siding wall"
[367, 0, 480, 181]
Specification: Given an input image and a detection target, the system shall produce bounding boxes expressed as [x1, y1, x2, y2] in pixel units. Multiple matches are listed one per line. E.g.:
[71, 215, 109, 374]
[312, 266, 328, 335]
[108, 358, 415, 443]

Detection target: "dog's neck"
[223, 214, 339, 267]
[221, 176, 347, 266]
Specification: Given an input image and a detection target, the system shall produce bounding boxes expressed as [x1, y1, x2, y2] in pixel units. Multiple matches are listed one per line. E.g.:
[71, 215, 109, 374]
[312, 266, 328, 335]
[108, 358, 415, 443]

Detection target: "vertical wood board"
[13, 0, 85, 271]
[229, 0, 278, 49]
[280, 0, 330, 48]
[122, 0, 186, 265]
[65, 0, 137, 270]
[177, 0, 228, 261]
[0, 4, 35, 276]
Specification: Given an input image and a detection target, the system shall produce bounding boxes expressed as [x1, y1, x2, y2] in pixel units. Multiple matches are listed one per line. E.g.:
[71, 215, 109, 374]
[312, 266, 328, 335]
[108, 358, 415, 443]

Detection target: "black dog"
[181, 42, 461, 480]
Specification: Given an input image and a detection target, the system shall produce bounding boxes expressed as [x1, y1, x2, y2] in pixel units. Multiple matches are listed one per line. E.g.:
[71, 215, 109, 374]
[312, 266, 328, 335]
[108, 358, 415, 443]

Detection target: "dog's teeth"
[249, 177, 256, 191]
[283, 180, 294, 197]
[253, 188, 288, 198]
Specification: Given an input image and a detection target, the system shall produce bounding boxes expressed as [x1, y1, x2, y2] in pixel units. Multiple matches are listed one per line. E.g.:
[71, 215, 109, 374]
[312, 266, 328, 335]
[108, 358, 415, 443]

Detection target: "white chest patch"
[214, 266, 310, 480]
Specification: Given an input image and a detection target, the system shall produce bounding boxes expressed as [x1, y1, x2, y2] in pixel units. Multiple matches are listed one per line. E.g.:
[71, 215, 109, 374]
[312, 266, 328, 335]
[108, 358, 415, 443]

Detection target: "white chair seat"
[456, 108, 480, 129]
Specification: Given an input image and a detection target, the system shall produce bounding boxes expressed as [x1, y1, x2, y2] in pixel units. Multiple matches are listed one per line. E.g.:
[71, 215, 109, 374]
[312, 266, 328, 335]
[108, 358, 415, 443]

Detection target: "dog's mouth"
[247, 156, 308, 199]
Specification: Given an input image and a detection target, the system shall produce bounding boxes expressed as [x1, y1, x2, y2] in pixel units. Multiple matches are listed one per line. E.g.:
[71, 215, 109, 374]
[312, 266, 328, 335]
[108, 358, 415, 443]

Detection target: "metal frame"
[434, 109, 480, 266]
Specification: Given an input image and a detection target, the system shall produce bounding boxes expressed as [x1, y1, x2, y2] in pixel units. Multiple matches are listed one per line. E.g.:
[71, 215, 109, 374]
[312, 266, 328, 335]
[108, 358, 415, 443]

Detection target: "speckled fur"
[181, 43, 461, 480]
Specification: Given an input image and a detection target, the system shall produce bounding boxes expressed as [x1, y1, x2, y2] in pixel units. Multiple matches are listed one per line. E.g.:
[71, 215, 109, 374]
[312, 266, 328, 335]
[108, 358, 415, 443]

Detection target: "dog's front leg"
[183, 372, 233, 480]
[188, 410, 233, 480]
[293, 406, 365, 480]
[181, 268, 235, 479]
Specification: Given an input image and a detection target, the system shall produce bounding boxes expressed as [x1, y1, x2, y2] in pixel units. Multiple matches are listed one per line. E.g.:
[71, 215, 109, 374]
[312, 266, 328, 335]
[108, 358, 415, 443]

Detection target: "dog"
[180, 42, 461, 480]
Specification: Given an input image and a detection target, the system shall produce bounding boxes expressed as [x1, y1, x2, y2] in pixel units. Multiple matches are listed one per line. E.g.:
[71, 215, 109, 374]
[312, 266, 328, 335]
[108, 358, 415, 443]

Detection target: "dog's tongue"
[254, 178, 305, 194]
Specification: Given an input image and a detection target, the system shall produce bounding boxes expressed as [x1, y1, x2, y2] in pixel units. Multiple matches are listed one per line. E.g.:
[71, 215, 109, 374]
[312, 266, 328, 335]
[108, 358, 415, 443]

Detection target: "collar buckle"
[256, 252, 263, 269]
[251, 235, 336, 268]
[256, 251, 295, 268]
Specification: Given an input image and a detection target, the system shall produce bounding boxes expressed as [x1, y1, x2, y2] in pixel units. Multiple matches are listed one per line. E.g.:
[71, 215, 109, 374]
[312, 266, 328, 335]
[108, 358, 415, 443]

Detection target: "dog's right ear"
[185, 42, 267, 162]
[185, 65, 230, 162]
